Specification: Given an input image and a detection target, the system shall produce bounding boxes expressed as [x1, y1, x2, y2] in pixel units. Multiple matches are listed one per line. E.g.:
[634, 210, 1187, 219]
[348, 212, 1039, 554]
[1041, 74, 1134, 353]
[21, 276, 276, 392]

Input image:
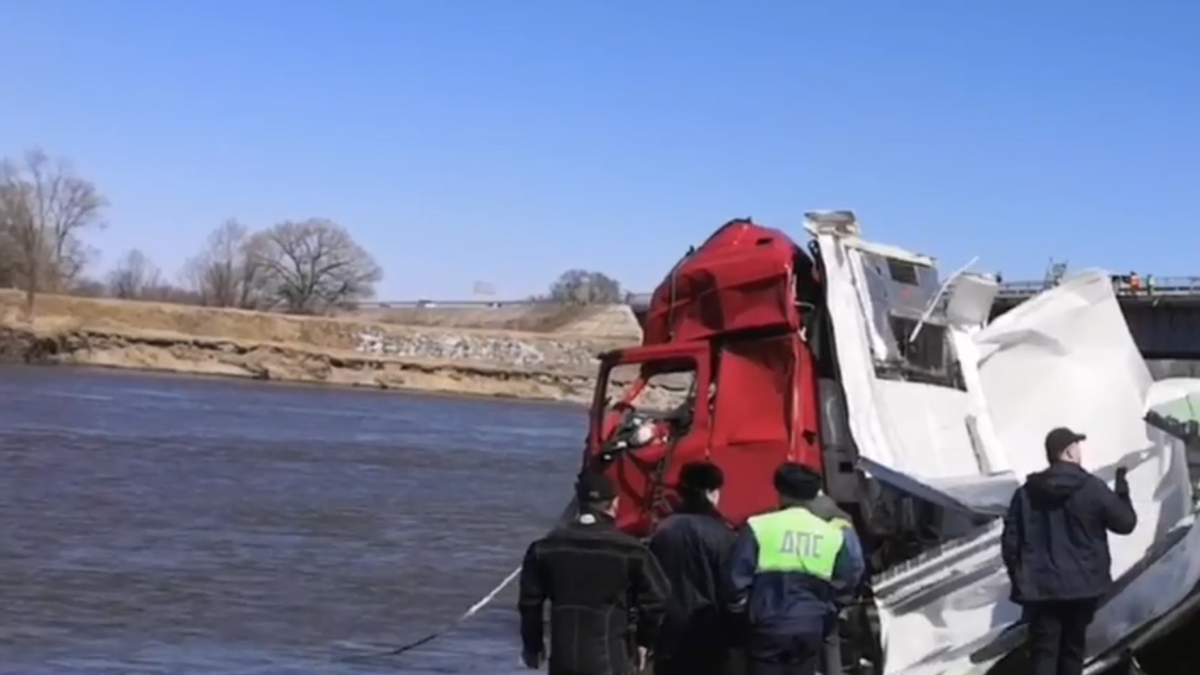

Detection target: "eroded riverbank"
[0, 325, 600, 402]
[0, 291, 645, 404]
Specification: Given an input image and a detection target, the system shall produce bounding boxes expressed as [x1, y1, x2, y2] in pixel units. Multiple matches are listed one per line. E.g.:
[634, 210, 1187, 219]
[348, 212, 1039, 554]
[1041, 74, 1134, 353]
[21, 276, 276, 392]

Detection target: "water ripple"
[0, 366, 584, 674]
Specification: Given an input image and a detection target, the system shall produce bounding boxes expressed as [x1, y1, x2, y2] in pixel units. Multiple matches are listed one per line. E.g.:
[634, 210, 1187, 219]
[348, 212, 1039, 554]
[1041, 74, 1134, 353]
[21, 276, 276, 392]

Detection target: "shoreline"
[0, 324, 603, 405]
[0, 291, 688, 408]
[2, 360, 592, 410]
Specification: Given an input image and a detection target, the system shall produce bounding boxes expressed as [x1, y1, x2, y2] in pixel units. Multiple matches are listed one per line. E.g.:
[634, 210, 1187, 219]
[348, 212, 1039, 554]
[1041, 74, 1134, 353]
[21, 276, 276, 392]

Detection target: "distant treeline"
[0, 147, 627, 315]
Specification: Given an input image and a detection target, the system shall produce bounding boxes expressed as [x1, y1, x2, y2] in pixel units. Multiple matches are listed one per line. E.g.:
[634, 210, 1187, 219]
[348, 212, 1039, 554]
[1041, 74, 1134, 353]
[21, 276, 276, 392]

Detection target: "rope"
[343, 565, 524, 660]
[343, 426, 675, 662]
[338, 498, 577, 662]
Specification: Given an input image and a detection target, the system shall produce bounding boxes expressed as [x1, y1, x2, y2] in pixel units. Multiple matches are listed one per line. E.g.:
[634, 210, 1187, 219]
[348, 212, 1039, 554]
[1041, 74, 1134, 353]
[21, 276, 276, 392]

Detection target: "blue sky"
[2, 1, 1197, 299]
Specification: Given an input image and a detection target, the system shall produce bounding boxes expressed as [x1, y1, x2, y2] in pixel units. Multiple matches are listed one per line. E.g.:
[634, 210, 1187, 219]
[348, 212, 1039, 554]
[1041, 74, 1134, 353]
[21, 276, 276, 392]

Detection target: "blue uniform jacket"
[724, 509, 866, 637]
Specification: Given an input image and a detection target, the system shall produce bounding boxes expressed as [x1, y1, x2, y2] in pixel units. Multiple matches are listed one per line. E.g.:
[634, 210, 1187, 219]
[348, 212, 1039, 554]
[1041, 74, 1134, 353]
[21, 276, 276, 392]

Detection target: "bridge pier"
[992, 297, 1200, 361]
[1123, 303, 1200, 360]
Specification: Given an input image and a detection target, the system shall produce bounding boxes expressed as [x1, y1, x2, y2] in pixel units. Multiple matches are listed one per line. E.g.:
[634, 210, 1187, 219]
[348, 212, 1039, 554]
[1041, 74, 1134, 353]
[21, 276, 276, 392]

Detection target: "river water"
[0, 366, 584, 674]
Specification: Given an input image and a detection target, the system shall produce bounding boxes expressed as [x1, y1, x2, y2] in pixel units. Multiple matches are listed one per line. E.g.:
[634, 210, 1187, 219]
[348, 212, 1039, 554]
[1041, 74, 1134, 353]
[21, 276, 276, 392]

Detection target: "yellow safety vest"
[746, 507, 845, 580]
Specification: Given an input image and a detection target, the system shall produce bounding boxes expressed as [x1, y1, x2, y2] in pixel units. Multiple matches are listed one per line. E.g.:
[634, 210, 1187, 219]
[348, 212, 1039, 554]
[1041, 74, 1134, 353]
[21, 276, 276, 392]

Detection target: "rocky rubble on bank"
[350, 326, 602, 369]
[0, 292, 666, 404]
[0, 326, 602, 403]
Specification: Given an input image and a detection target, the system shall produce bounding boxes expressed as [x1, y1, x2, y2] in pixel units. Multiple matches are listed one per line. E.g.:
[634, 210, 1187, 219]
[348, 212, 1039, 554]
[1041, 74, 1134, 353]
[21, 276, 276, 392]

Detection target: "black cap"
[774, 462, 822, 501]
[576, 472, 617, 503]
[678, 462, 724, 494]
[1045, 427, 1086, 461]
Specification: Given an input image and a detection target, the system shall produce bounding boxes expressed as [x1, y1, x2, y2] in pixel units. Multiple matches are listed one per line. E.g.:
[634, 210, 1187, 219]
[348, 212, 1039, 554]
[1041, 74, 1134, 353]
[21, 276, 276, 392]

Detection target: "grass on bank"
[0, 290, 641, 351]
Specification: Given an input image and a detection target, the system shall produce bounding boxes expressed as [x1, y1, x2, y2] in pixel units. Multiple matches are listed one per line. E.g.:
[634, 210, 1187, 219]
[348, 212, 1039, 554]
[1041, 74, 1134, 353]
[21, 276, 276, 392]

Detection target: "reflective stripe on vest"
[747, 507, 844, 580]
[829, 517, 853, 531]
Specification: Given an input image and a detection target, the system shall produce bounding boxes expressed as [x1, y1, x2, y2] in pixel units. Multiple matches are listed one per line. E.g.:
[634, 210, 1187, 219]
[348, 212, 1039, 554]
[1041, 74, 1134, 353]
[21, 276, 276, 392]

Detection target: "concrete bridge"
[625, 276, 1200, 360]
[360, 276, 1200, 360]
[992, 277, 1200, 360]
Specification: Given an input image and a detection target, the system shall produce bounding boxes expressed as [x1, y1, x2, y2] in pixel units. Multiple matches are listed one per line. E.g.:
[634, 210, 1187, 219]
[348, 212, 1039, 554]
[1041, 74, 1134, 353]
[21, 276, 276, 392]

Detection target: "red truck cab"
[583, 218, 831, 536]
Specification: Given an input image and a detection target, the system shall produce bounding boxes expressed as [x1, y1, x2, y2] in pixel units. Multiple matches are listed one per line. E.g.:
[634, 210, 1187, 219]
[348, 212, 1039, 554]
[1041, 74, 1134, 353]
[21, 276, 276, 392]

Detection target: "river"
[0, 366, 584, 674]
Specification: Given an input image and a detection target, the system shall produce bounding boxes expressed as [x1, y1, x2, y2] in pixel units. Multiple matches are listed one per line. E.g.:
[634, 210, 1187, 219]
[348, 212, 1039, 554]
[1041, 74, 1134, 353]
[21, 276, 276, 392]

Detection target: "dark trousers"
[1025, 599, 1098, 675]
[746, 632, 823, 675]
[656, 652, 745, 675]
[822, 628, 842, 675]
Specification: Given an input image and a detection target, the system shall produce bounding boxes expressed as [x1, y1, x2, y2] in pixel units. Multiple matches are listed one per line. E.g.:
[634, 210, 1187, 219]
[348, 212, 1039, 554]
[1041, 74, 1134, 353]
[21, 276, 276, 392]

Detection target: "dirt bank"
[350, 303, 644, 340]
[0, 291, 645, 404]
[0, 325, 603, 402]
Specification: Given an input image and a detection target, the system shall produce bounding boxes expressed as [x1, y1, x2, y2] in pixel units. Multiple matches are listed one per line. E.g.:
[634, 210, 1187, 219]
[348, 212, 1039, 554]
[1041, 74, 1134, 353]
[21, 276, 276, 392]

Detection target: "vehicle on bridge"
[579, 211, 1200, 675]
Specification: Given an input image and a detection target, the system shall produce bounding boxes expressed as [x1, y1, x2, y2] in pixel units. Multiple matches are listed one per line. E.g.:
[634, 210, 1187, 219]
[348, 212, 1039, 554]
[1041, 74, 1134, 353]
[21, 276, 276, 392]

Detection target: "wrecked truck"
[584, 211, 1200, 675]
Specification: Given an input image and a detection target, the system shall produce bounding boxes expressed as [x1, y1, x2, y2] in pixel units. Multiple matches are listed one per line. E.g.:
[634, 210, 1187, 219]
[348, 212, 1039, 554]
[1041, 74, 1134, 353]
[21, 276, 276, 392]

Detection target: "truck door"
[707, 333, 820, 526]
[588, 345, 712, 536]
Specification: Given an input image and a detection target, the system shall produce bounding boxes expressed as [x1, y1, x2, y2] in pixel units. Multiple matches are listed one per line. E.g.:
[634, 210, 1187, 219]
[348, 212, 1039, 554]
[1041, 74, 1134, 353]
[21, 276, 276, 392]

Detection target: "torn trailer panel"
[849, 270, 1197, 675]
[579, 210, 1200, 675]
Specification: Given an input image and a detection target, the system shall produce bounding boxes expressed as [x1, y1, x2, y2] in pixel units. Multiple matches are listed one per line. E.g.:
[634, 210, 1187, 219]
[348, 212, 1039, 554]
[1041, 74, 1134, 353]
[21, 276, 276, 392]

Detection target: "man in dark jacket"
[1001, 427, 1138, 675]
[518, 472, 670, 675]
[648, 461, 741, 675]
[726, 463, 866, 675]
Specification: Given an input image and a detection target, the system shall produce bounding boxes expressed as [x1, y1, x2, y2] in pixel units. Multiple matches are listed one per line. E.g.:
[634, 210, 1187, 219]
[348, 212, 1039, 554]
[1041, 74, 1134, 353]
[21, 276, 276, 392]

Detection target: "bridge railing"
[352, 275, 1200, 310]
[354, 299, 515, 309]
[997, 275, 1200, 299]
[351, 299, 640, 309]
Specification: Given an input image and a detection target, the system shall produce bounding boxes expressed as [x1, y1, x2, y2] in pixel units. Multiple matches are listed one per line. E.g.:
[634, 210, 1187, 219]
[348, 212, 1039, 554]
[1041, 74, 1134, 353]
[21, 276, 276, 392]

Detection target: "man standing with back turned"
[726, 463, 866, 675]
[1001, 427, 1138, 675]
[802, 472, 862, 675]
[518, 472, 670, 675]
[649, 461, 741, 675]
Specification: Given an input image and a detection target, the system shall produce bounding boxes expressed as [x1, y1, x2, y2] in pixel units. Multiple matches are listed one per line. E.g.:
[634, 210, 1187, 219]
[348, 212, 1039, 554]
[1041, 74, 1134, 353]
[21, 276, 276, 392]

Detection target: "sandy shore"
[0, 291, 644, 404]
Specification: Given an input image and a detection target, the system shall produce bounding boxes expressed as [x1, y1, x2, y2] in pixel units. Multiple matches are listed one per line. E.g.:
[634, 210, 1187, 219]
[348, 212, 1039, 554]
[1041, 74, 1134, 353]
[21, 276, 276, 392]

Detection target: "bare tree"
[182, 219, 267, 308]
[548, 269, 624, 305]
[0, 148, 107, 313]
[68, 276, 108, 298]
[248, 218, 382, 314]
[107, 248, 162, 300]
[0, 226, 18, 289]
[142, 282, 201, 305]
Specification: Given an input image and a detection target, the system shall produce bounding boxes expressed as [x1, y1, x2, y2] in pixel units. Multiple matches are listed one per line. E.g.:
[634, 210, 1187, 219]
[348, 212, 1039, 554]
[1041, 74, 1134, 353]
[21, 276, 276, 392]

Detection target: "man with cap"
[794, 472, 860, 675]
[648, 461, 742, 675]
[726, 462, 866, 675]
[1001, 427, 1138, 675]
[518, 471, 670, 675]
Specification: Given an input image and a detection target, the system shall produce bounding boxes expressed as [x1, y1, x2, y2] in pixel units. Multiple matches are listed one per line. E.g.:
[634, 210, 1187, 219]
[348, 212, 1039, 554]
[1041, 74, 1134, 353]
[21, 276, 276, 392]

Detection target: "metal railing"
[996, 276, 1200, 299]
[354, 299, 516, 309]
[353, 299, 649, 309]
[351, 276, 1200, 311]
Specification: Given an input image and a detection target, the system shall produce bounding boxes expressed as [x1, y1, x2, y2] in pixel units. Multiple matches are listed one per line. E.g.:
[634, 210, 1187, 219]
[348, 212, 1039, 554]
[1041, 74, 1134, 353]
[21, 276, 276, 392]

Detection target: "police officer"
[649, 461, 742, 675]
[518, 472, 670, 675]
[726, 463, 866, 675]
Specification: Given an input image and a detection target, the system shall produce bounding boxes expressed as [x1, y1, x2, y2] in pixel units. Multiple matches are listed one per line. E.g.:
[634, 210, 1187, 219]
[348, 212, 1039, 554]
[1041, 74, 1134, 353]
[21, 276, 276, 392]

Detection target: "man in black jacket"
[800, 475, 860, 675]
[1001, 427, 1139, 675]
[518, 472, 670, 675]
[648, 461, 741, 675]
